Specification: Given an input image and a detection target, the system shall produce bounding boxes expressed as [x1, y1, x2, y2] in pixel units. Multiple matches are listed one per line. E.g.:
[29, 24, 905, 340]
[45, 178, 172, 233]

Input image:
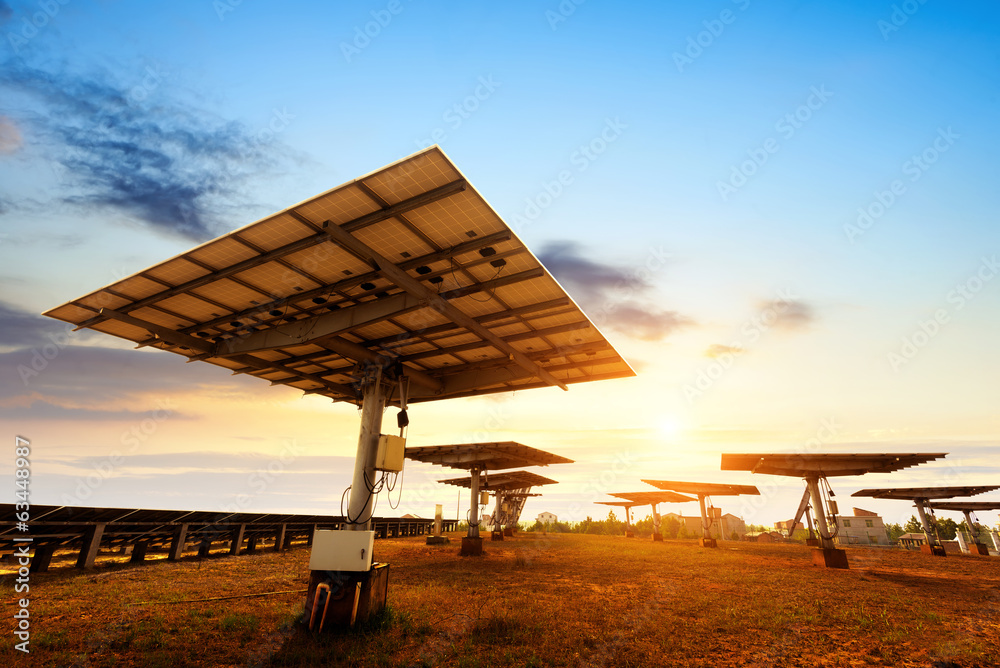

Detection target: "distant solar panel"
[438, 470, 558, 491]
[405, 442, 573, 471]
[609, 491, 696, 505]
[642, 480, 759, 496]
[44, 147, 634, 404]
[926, 501, 1000, 511]
[852, 485, 999, 500]
[720, 453, 946, 477]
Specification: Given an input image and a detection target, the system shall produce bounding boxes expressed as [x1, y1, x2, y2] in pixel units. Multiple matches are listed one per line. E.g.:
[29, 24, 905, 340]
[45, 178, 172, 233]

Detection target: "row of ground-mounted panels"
[0, 503, 454, 553]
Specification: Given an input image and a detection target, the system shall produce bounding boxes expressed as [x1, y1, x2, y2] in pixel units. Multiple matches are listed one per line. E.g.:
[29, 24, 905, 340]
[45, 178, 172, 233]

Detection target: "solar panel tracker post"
[851, 486, 999, 557]
[641, 479, 760, 547]
[925, 501, 1000, 552]
[405, 443, 571, 555]
[721, 452, 948, 569]
[595, 500, 639, 537]
[607, 491, 696, 542]
[44, 147, 632, 623]
[936, 506, 996, 554]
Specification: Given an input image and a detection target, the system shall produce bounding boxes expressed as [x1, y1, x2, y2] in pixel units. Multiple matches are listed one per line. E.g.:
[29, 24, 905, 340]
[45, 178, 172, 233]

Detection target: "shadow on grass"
[265, 605, 419, 667]
[265, 603, 539, 667]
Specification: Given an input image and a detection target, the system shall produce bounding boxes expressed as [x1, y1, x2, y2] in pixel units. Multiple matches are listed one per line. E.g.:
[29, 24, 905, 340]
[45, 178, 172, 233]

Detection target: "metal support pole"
[914, 499, 936, 547]
[346, 370, 391, 532]
[698, 494, 710, 540]
[651, 503, 662, 539]
[469, 467, 481, 539]
[492, 493, 502, 533]
[806, 477, 834, 549]
[962, 510, 979, 543]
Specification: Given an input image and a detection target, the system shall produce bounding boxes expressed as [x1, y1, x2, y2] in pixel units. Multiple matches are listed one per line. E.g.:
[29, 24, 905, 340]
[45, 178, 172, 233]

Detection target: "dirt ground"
[2, 532, 998, 667]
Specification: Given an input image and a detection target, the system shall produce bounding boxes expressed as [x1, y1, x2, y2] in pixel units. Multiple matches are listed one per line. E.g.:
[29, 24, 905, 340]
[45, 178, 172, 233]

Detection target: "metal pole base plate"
[461, 537, 484, 556]
[811, 547, 849, 569]
[920, 544, 947, 557]
[651, 533, 663, 542]
[699, 537, 718, 548]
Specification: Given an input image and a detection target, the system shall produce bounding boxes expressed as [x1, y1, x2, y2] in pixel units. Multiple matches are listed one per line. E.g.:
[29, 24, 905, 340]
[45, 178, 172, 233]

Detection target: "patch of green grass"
[471, 612, 525, 646]
[35, 629, 69, 649]
[220, 612, 260, 635]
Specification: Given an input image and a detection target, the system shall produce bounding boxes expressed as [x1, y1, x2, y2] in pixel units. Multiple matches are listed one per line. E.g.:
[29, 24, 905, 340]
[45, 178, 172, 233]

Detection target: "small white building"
[834, 507, 890, 546]
[536, 512, 557, 525]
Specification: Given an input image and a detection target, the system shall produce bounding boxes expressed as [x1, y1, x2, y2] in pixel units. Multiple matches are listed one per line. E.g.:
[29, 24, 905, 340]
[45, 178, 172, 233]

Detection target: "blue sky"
[1, 1, 999, 531]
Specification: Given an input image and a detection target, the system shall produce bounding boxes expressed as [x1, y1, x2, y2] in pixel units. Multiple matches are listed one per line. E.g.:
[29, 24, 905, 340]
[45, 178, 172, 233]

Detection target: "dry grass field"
[2, 532, 999, 667]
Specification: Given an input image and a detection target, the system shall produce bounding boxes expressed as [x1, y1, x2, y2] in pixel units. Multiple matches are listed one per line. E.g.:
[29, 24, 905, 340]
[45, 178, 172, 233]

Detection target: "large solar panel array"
[44, 147, 634, 404]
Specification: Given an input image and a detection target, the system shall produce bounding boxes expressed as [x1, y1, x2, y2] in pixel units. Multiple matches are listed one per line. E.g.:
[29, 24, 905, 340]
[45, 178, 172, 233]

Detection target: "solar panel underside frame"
[44, 148, 634, 405]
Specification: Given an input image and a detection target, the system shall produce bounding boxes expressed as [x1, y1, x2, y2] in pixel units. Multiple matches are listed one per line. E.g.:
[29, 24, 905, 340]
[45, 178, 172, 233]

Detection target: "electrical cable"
[466, 263, 506, 303]
[821, 478, 840, 540]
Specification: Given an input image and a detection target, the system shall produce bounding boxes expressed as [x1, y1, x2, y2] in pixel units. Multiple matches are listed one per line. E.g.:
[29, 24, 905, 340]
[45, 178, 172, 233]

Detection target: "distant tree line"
[520, 510, 708, 539]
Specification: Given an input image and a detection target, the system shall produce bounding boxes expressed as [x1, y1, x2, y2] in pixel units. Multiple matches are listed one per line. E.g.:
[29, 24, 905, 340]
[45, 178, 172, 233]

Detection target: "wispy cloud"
[0, 398, 188, 422]
[0, 301, 249, 404]
[758, 297, 815, 330]
[704, 343, 742, 358]
[538, 241, 693, 341]
[0, 61, 299, 241]
[0, 1, 12, 24]
[0, 300, 77, 348]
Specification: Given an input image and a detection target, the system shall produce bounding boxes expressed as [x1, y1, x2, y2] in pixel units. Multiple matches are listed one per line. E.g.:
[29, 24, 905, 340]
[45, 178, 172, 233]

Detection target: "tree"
[903, 515, 923, 534]
[936, 517, 958, 541]
[886, 523, 905, 541]
[662, 516, 681, 539]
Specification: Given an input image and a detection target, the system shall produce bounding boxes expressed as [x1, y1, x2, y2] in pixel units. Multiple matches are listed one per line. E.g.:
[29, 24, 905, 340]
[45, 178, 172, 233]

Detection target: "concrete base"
[304, 563, 389, 631]
[811, 547, 849, 569]
[971, 543, 990, 556]
[699, 537, 718, 548]
[652, 533, 663, 542]
[461, 537, 484, 556]
[921, 544, 947, 557]
[425, 536, 450, 545]
[624, 530, 634, 538]
[805, 538, 820, 547]
[503, 527, 514, 537]
[490, 530, 504, 541]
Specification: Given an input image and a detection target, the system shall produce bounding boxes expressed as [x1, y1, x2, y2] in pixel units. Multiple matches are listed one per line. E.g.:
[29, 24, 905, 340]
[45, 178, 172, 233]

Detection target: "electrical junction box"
[309, 530, 374, 572]
[376, 434, 406, 472]
[480, 491, 490, 505]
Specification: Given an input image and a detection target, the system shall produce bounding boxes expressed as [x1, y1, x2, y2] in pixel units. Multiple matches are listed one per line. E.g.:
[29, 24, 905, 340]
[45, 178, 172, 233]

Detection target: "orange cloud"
[0, 116, 23, 155]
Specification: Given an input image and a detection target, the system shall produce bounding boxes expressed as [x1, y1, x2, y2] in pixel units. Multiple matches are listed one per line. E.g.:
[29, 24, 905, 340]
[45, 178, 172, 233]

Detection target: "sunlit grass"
[1, 532, 998, 666]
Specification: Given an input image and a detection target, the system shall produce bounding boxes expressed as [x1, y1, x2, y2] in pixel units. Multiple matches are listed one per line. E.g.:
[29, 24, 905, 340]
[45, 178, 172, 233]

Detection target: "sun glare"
[657, 416, 683, 439]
